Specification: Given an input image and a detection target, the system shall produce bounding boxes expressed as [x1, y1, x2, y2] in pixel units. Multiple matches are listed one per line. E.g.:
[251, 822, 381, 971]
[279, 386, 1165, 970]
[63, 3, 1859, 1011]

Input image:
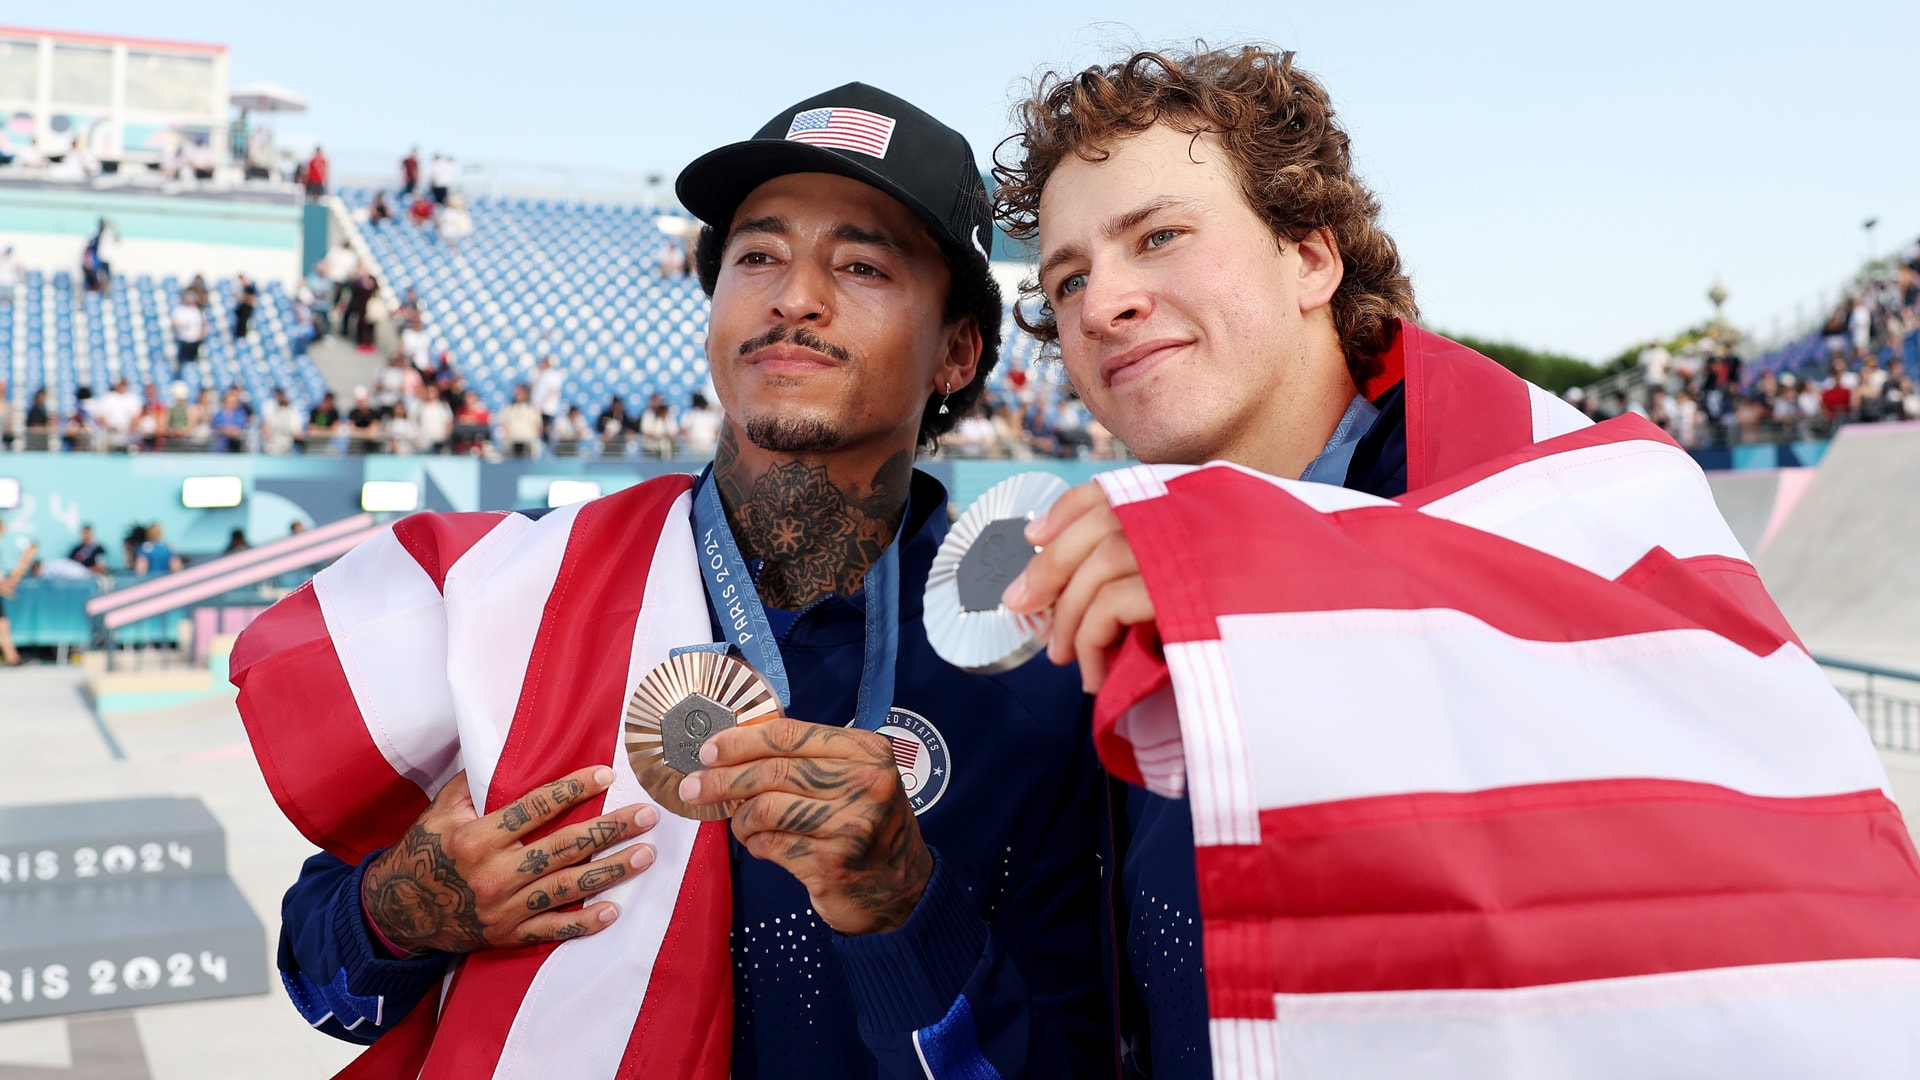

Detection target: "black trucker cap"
[676, 82, 993, 265]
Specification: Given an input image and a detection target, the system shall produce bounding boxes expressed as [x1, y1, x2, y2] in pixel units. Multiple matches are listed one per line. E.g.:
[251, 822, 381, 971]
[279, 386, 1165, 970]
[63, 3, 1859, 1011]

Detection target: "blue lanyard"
[689, 467, 901, 732]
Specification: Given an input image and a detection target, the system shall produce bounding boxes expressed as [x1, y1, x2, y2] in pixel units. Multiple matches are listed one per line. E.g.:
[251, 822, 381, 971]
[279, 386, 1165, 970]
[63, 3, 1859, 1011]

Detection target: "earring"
[938, 380, 952, 415]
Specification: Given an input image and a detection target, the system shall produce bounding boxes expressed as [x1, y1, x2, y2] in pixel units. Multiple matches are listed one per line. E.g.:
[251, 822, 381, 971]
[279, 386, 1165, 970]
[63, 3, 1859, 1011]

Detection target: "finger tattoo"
[578, 865, 625, 890]
[527, 890, 552, 911]
[573, 819, 626, 853]
[517, 848, 551, 874]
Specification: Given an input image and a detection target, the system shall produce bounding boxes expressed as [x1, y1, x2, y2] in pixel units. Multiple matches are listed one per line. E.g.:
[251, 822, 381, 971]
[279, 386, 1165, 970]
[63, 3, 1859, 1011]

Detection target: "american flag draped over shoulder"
[231, 475, 732, 1080]
[1092, 324, 1920, 1078]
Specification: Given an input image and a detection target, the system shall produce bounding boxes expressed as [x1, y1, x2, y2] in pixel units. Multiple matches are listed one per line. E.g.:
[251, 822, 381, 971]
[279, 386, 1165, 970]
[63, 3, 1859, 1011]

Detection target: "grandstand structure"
[338, 188, 1051, 419]
[3, 268, 323, 428]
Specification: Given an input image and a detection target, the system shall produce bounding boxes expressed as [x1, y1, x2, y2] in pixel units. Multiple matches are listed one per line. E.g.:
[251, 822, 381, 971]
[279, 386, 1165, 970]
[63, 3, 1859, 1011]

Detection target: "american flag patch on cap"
[784, 107, 896, 159]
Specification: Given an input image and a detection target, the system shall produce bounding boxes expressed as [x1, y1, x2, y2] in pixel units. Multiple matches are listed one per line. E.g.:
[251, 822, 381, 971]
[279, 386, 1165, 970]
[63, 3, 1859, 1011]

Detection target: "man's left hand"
[679, 719, 932, 935]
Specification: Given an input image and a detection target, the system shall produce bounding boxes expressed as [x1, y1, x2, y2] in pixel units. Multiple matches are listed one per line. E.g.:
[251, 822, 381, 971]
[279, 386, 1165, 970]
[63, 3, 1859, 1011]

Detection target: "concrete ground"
[0, 666, 357, 1080]
[2, 659, 1918, 1078]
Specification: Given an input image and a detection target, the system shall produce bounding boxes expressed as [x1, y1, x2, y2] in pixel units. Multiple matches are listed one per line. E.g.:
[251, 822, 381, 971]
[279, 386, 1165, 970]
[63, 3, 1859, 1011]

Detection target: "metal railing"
[1814, 654, 1920, 754]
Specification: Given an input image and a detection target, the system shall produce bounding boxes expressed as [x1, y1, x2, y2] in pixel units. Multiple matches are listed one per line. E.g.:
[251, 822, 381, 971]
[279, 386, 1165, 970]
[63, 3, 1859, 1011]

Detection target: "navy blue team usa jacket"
[278, 470, 1116, 1078]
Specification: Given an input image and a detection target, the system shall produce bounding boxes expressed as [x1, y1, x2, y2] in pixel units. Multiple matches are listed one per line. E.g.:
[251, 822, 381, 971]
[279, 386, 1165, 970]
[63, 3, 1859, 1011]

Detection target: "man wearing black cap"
[258, 84, 1112, 1079]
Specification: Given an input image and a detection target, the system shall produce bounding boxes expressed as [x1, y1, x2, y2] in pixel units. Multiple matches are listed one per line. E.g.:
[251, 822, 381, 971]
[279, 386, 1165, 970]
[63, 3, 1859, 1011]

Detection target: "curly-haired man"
[998, 45, 1920, 1079]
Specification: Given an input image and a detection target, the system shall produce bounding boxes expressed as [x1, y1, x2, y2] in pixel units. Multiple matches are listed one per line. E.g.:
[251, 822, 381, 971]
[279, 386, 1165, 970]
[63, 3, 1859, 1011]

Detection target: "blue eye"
[1147, 229, 1179, 248]
[1056, 272, 1086, 299]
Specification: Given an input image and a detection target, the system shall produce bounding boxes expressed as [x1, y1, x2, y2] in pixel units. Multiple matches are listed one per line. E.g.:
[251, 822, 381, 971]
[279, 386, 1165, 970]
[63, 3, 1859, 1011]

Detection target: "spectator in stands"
[120, 524, 146, 575]
[1822, 353, 1858, 424]
[93, 379, 141, 451]
[596, 396, 635, 450]
[408, 194, 436, 226]
[67, 525, 107, 576]
[383, 401, 419, 455]
[374, 352, 411, 413]
[0, 514, 35, 666]
[61, 388, 97, 452]
[82, 219, 116, 293]
[452, 390, 491, 455]
[1855, 354, 1889, 421]
[134, 523, 181, 576]
[262, 388, 302, 455]
[399, 316, 433, 375]
[171, 291, 208, 375]
[23, 389, 50, 449]
[319, 242, 359, 331]
[211, 387, 252, 452]
[346, 388, 382, 454]
[188, 388, 217, 449]
[393, 288, 422, 329]
[415, 384, 453, 454]
[0, 245, 18, 307]
[531, 356, 564, 439]
[680, 392, 721, 457]
[368, 193, 394, 225]
[135, 383, 166, 450]
[343, 270, 379, 352]
[551, 404, 590, 454]
[162, 384, 192, 449]
[1671, 390, 1704, 448]
[401, 147, 420, 198]
[233, 274, 259, 340]
[437, 194, 474, 253]
[497, 383, 542, 458]
[307, 391, 343, 450]
[304, 144, 329, 200]
[428, 153, 456, 204]
[638, 393, 680, 458]
[0, 380, 11, 450]
[225, 528, 250, 555]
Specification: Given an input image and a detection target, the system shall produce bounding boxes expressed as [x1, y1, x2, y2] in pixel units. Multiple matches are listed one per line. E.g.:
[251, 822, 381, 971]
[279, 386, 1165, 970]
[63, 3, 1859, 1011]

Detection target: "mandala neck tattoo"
[713, 426, 915, 611]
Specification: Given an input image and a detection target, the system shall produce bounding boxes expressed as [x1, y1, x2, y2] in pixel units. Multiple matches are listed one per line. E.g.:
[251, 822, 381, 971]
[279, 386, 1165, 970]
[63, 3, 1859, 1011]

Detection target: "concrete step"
[0, 876, 268, 1023]
[0, 798, 229, 889]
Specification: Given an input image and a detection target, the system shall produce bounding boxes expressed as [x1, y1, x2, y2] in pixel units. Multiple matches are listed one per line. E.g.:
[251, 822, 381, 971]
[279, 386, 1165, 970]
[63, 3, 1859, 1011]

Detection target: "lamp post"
[1707, 279, 1729, 331]
[1864, 217, 1879, 263]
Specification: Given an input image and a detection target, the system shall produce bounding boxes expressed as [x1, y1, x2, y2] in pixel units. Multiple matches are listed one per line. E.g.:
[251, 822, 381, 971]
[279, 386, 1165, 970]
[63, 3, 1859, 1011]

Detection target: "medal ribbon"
[690, 467, 901, 732]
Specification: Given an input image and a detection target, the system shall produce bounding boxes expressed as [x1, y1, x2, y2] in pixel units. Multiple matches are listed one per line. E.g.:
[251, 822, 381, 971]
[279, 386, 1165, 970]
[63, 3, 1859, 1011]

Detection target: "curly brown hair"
[994, 45, 1417, 389]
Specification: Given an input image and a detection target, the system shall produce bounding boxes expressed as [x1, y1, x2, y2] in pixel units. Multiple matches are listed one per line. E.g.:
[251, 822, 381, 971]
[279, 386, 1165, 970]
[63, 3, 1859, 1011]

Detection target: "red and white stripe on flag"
[1091, 325, 1920, 1077]
[233, 476, 733, 1080]
[784, 106, 896, 158]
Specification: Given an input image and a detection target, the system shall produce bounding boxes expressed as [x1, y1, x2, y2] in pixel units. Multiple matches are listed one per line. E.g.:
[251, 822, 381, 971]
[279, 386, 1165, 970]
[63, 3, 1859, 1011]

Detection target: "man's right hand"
[361, 765, 658, 955]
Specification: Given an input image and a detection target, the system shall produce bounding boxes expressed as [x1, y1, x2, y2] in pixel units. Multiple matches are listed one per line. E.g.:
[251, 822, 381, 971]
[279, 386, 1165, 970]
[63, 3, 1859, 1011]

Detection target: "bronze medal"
[624, 650, 782, 820]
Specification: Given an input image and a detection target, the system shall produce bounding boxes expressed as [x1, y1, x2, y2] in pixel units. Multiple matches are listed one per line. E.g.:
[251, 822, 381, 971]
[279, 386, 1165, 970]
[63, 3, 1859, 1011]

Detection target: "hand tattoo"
[547, 779, 585, 805]
[364, 822, 489, 952]
[554, 923, 586, 940]
[527, 890, 552, 911]
[517, 848, 551, 874]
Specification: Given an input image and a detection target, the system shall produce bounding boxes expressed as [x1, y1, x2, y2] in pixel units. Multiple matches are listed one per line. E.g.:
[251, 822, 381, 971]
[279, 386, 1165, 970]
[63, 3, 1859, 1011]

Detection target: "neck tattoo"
[713, 427, 913, 610]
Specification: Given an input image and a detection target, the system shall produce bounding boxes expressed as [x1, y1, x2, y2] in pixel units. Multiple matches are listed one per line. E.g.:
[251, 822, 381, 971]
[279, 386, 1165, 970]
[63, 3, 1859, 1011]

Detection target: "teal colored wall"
[0, 187, 301, 251]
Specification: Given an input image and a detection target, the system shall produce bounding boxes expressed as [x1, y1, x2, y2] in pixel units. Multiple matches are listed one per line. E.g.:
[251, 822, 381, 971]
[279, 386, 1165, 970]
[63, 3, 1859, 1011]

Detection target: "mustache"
[736, 325, 854, 364]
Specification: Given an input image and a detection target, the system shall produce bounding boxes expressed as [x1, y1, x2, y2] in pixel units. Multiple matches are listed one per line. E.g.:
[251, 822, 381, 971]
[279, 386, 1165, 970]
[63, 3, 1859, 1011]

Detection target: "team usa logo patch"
[874, 707, 950, 815]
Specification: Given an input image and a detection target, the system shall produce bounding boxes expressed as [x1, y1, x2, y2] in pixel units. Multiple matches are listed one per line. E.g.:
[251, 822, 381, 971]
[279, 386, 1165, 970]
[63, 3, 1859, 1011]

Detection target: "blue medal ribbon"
[688, 466, 901, 732]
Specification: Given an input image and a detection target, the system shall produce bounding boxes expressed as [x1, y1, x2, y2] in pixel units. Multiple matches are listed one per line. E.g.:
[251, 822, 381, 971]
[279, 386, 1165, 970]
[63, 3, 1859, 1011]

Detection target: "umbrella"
[229, 82, 308, 114]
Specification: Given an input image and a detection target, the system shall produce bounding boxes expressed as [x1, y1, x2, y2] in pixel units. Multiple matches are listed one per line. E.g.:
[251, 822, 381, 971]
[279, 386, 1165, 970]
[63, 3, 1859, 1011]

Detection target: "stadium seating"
[1, 269, 326, 421]
[342, 189, 1054, 419]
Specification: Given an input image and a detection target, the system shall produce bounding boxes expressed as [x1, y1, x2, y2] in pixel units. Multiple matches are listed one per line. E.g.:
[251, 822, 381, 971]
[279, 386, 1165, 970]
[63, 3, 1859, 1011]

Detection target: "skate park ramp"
[1753, 422, 1920, 670]
[1705, 468, 1815, 557]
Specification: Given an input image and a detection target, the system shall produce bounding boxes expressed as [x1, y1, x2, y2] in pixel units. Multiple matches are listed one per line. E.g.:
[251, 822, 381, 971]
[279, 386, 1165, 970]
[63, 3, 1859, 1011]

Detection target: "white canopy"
[229, 82, 308, 114]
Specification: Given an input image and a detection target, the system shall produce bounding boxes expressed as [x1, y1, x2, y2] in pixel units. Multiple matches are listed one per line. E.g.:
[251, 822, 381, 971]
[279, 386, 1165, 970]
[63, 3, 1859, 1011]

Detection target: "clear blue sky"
[43, 0, 1920, 361]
